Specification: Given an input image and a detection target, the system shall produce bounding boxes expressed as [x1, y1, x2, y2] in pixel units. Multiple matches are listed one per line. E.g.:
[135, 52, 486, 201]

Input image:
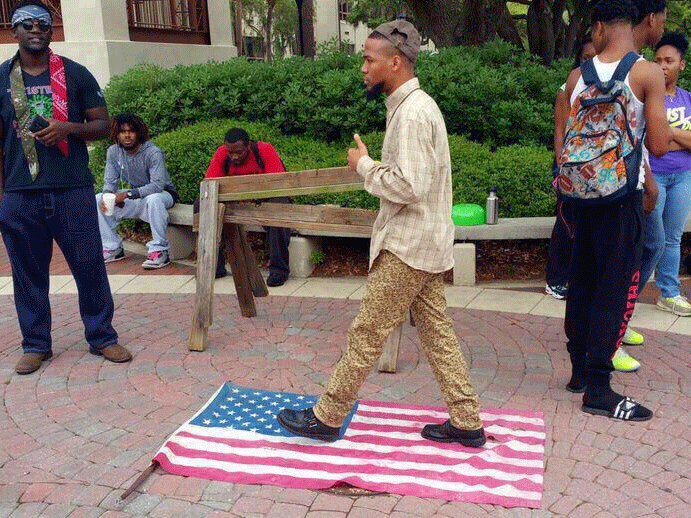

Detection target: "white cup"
[102, 192, 116, 216]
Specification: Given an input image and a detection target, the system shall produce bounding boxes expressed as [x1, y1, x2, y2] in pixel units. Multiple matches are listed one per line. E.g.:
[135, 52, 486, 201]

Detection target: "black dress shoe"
[276, 407, 340, 442]
[266, 271, 288, 287]
[421, 420, 486, 447]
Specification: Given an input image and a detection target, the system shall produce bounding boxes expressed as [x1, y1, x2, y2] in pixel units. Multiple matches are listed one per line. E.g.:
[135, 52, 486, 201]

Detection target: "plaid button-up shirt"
[357, 78, 454, 273]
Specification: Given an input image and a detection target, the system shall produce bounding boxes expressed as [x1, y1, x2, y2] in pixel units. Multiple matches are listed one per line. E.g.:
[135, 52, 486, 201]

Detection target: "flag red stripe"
[154, 452, 540, 508]
[355, 409, 546, 433]
[346, 420, 545, 446]
[158, 442, 543, 493]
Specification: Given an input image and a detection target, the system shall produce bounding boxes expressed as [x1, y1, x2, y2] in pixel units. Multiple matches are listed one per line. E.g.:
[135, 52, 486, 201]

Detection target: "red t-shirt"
[204, 141, 285, 178]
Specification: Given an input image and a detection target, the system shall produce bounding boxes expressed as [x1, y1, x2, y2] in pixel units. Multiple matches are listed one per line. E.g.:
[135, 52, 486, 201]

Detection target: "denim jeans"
[638, 170, 691, 298]
[0, 186, 118, 354]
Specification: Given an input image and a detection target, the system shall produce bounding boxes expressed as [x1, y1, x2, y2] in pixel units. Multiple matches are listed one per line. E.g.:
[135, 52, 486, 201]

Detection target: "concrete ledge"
[454, 217, 555, 240]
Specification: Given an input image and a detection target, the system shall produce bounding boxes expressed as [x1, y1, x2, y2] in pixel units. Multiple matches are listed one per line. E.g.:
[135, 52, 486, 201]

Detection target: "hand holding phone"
[28, 114, 49, 133]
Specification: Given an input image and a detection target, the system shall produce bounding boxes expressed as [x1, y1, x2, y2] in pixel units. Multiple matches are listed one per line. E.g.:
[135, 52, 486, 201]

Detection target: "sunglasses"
[15, 20, 51, 32]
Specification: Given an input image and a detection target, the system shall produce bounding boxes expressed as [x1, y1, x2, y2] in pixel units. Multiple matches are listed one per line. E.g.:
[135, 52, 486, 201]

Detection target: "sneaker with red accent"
[103, 247, 124, 263]
[142, 250, 170, 269]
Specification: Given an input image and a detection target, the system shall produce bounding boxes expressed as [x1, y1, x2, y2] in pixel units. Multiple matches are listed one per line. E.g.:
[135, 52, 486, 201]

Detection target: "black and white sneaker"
[545, 283, 567, 300]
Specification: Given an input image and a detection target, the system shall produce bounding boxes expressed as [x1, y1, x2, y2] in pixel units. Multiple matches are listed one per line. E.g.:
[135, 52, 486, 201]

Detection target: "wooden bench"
[189, 166, 405, 371]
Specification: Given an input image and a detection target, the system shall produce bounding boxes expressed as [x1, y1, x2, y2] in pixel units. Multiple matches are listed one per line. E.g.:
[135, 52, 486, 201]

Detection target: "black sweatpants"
[564, 192, 643, 387]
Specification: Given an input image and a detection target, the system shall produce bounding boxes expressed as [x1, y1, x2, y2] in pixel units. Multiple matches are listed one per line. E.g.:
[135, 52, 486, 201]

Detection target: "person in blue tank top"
[638, 32, 691, 316]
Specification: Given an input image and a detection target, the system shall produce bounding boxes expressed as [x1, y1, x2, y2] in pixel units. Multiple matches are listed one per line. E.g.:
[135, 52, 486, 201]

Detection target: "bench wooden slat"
[222, 202, 377, 235]
[213, 166, 364, 201]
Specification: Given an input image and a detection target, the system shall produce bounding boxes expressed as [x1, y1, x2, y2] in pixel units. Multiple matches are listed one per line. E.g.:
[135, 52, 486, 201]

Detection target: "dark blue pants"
[0, 186, 117, 354]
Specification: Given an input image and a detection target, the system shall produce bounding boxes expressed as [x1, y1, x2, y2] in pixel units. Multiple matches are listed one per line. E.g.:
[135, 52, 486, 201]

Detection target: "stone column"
[60, 0, 129, 42]
[207, 0, 234, 46]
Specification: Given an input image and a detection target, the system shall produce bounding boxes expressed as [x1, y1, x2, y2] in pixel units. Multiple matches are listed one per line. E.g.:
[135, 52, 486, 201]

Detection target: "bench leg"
[226, 223, 258, 317]
[378, 322, 402, 373]
[239, 226, 268, 297]
[189, 182, 221, 351]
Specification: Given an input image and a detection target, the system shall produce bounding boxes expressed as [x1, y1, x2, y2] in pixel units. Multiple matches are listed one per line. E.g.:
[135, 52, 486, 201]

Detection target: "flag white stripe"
[350, 415, 546, 439]
[174, 425, 545, 467]
[157, 446, 542, 501]
[168, 434, 544, 484]
[357, 403, 545, 427]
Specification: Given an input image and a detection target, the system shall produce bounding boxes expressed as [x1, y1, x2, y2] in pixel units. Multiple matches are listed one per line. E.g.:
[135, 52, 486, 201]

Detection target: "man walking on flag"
[278, 20, 485, 447]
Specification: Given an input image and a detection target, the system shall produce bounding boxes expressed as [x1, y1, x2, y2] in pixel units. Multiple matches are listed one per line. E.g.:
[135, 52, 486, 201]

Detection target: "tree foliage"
[231, 0, 299, 60]
[346, 0, 691, 65]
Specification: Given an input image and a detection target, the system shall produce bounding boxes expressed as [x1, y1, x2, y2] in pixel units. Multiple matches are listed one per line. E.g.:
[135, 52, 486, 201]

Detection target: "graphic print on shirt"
[27, 84, 53, 118]
[10, 85, 53, 138]
[668, 106, 691, 131]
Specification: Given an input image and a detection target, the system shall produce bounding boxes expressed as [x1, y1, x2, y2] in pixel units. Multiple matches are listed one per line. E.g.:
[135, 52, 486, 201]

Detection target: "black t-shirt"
[0, 55, 106, 191]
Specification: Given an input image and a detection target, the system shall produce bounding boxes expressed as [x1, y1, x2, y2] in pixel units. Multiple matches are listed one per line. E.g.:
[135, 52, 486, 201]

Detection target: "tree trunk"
[497, 4, 524, 49]
[404, 0, 507, 48]
[527, 0, 557, 64]
[233, 0, 244, 56]
[300, 0, 315, 57]
[266, 0, 276, 61]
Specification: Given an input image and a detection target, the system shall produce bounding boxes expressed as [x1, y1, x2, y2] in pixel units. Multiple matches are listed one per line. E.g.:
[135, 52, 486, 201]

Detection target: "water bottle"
[486, 187, 498, 225]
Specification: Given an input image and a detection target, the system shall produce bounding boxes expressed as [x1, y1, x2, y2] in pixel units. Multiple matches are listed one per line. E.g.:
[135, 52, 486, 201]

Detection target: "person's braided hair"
[591, 0, 638, 25]
[631, 0, 667, 25]
[654, 31, 688, 56]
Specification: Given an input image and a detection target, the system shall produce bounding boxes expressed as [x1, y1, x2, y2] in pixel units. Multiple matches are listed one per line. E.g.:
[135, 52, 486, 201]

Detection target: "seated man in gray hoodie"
[97, 113, 177, 269]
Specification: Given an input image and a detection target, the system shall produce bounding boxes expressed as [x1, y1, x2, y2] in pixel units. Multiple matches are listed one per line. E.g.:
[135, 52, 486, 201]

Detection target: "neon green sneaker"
[612, 348, 640, 372]
[622, 326, 644, 346]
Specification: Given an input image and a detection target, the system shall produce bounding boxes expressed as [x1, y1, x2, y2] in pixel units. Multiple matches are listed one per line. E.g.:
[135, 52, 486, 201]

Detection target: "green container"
[451, 203, 485, 226]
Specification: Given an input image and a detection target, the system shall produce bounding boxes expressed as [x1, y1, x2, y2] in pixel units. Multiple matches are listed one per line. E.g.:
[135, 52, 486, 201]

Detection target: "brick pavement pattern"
[1, 244, 691, 516]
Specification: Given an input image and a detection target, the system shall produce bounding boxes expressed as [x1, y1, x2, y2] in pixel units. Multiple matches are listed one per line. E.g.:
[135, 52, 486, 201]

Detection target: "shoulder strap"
[580, 57, 599, 86]
[251, 141, 265, 172]
[611, 52, 640, 83]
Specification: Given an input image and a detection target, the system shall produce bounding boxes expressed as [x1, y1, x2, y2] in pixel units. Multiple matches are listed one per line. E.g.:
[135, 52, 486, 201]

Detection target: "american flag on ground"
[154, 383, 545, 508]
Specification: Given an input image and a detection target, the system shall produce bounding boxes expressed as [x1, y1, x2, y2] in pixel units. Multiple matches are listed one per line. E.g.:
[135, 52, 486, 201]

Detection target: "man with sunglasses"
[0, 0, 131, 375]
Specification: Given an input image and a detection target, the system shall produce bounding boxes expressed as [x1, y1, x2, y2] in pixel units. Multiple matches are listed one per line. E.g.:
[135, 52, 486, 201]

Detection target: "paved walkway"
[1, 241, 691, 517]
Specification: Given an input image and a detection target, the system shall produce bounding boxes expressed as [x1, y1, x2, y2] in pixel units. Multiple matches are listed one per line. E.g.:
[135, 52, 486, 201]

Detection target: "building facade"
[0, 0, 236, 87]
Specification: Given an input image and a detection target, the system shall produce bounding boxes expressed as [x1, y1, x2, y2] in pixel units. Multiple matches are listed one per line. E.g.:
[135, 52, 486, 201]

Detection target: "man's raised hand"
[347, 133, 369, 170]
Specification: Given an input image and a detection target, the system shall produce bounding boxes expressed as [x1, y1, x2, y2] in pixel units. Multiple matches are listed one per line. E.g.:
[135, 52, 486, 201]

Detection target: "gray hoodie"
[103, 141, 176, 199]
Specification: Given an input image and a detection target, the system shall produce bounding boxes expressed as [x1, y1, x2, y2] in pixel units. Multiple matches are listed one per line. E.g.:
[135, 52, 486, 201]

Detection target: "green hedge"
[103, 41, 572, 148]
[91, 118, 554, 217]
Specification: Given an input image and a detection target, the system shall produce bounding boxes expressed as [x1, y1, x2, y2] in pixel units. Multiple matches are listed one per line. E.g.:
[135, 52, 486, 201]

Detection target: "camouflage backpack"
[557, 52, 643, 205]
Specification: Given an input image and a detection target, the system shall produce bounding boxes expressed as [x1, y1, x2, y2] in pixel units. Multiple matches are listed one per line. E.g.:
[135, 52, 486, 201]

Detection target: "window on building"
[127, 0, 210, 44]
[244, 36, 265, 60]
[338, 1, 349, 22]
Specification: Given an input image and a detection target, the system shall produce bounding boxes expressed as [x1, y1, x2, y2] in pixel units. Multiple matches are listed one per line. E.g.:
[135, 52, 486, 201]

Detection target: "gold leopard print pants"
[313, 250, 482, 430]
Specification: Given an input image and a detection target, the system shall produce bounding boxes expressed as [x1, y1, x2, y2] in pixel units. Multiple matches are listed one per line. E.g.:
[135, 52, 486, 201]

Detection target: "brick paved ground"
[1, 243, 691, 517]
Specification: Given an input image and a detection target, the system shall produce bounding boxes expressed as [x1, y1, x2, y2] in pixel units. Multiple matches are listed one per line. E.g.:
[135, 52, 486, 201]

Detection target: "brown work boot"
[15, 351, 52, 375]
[89, 343, 132, 363]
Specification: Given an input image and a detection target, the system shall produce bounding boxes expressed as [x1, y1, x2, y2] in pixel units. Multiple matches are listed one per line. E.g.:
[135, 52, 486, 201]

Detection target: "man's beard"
[366, 81, 386, 101]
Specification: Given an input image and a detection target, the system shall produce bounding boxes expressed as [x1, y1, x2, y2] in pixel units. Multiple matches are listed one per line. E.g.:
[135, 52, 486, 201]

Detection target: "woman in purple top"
[639, 32, 691, 316]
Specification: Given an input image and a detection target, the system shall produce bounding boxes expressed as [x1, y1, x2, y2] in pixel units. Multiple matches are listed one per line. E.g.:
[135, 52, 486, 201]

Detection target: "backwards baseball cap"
[373, 19, 421, 63]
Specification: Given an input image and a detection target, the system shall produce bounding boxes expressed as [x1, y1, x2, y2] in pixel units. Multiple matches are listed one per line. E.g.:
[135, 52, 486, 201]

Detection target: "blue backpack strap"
[611, 52, 640, 82]
[580, 57, 599, 86]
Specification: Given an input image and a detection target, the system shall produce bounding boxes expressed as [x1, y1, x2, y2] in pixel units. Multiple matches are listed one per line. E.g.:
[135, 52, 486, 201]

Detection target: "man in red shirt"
[205, 128, 291, 286]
